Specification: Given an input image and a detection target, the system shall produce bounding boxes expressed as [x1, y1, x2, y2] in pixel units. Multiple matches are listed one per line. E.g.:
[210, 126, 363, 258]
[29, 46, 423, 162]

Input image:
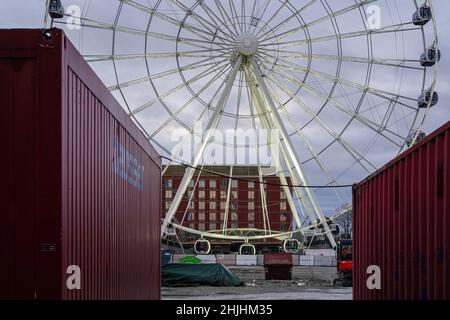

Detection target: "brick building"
[162, 165, 293, 252]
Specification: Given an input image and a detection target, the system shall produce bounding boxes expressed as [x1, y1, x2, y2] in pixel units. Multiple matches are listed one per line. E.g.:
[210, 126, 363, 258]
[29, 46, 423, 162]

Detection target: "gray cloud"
[1, 0, 448, 217]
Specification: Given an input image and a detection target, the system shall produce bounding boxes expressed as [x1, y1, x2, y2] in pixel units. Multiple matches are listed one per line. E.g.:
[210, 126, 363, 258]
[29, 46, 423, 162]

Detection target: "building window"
[280, 201, 287, 210]
[165, 179, 173, 188]
[220, 202, 226, 210]
[280, 212, 287, 221]
[209, 202, 216, 210]
[187, 212, 195, 221]
[189, 180, 194, 188]
[209, 180, 216, 188]
[198, 223, 205, 231]
[248, 223, 255, 229]
[248, 202, 254, 210]
[231, 223, 238, 229]
[280, 222, 286, 232]
[199, 190, 205, 199]
[209, 223, 216, 231]
[165, 201, 172, 210]
[209, 212, 216, 221]
[165, 190, 172, 198]
[210, 190, 216, 199]
[231, 200, 238, 210]
[231, 212, 238, 221]
[199, 202, 205, 210]
[220, 212, 225, 221]
[248, 181, 255, 189]
[280, 191, 286, 200]
[199, 213, 205, 221]
[189, 223, 195, 230]
[188, 201, 194, 209]
[220, 190, 227, 199]
[220, 179, 228, 188]
[248, 191, 254, 199]
[231, 180, 238, 188]
[199, 180, 205, 188]
[248, 212, 255, 221]
[188, 190, 193, 198]
[232, 190, 238, 199]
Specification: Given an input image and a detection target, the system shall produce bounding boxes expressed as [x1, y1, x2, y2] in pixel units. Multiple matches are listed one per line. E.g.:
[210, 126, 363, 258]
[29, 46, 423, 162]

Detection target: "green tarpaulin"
[162, 263, 244, 287]
[178, 256, 202, 264]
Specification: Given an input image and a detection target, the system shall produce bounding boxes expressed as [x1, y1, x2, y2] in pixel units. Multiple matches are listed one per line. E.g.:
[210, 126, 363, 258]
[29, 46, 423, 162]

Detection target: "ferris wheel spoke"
[254, 0, 289, 37]
[261, 53, 419, 110]
[265, 73, 376, 173]
[273, 51, 424, 71]
[85, 47, 232, 62]
[213, 0, 240, 37]
[109, 52, 230, 91]
[149, 63, 231, 139]
[251, 0, 271, 34]
[268, 64, 406, 147]
[165, 0, 236, 43]
[55, 15, 230, 51]
[228, 0, 243, 34]
[197, 0, 237, 39]
[162, 56, 243, 236]
[240, 0, 246, 32]
[162, 72, 231, 163]
[259, 22, 422, 50]
[130, 56, 231, 116]
[260, 0, 376, 43]
[248, 0, 258, 33]
[267, 81, 346, 201]
[120, 0, 231, 45]
[257, 0, 319, 41]
[83, 51, 193, 62]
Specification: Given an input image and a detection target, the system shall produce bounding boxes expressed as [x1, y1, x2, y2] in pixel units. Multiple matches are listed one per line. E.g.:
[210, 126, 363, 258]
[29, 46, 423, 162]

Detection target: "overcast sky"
[1, 0, 449, 215]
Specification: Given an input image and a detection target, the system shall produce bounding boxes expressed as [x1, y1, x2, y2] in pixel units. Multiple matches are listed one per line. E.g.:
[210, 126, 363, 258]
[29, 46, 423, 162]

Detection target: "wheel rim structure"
[48, 0, 439, 248]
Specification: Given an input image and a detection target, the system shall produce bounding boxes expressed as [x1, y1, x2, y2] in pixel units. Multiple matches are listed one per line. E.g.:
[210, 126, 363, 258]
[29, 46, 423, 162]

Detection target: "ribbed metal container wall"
[353, 121, 450, 300]
[0, 29, 161, 300]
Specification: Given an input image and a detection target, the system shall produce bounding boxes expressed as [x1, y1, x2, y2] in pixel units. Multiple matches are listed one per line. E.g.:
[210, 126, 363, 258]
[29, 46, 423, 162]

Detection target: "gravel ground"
[162, 266, 352, 300]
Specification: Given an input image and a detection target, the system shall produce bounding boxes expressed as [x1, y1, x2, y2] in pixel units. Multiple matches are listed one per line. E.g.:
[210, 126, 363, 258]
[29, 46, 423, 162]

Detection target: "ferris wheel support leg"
[251, 79, 313, 222]
[247, 75, 304, 232]
[161, 55, 243, 237]
[249, 57, 337, 249]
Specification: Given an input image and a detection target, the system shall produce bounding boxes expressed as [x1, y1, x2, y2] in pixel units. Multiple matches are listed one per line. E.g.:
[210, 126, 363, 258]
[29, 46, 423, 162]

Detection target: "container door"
[0, 58, 38, 299]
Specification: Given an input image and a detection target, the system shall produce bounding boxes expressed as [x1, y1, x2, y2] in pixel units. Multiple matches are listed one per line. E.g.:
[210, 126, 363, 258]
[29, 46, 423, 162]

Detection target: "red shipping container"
[353, 121, 450, 300]
[0, 29, 161, 300]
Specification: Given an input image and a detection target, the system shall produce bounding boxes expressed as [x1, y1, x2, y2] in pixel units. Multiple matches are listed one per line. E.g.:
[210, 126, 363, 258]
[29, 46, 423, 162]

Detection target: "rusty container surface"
[0, 29, 161, 300]
[264, 253, 293, 280]
[353, 121, 450, 300]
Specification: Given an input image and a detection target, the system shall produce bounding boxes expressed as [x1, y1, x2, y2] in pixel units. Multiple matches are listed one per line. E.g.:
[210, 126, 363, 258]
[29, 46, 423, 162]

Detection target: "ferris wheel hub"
[236, 33, 259, 56]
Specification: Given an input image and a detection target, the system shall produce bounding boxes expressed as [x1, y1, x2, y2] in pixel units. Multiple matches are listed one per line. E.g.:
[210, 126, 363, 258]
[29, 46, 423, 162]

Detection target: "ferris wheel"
[46, 0, 439, 252]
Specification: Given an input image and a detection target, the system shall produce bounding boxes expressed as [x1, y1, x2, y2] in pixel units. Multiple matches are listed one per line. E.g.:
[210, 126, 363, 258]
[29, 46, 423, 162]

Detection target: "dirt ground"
[162, 266, 352, 300]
